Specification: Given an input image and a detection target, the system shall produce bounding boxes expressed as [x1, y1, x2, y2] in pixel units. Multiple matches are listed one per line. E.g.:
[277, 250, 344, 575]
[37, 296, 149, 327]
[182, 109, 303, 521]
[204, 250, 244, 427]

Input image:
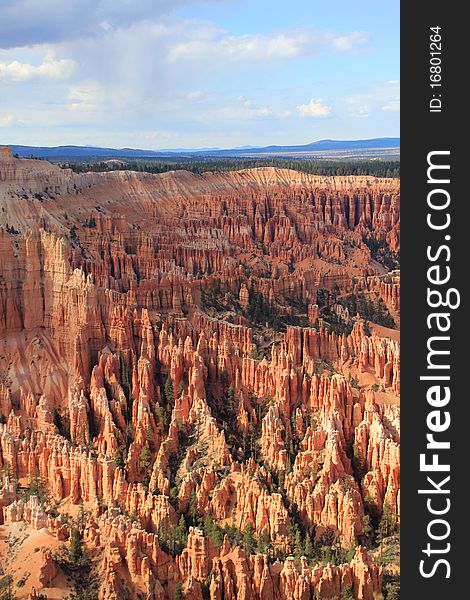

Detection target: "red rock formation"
[38, 548, 58, 587]
[354, 274, 400, 313]
[0, 159, 399, 598]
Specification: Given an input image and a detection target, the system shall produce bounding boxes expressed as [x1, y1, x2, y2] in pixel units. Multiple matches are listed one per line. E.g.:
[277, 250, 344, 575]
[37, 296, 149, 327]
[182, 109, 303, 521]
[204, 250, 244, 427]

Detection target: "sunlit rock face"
[0, 158, 399, 599]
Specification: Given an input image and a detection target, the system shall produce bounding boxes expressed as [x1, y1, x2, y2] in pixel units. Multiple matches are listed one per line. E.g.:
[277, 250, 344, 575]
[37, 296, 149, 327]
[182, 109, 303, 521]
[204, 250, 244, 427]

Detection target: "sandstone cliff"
[0, 158, 399, 599]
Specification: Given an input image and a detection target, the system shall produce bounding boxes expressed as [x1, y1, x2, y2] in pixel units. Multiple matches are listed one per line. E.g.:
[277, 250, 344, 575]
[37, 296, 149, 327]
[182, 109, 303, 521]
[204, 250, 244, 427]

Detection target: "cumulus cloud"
[345, 96, 372, 118]
[331, 31, 369, 52]
[0, 51, 75, 82]
[238, 97, 272, 116]
[297, 98, 332, 118]
[0, 11, 371, 124]
[346, 81, 400, 117]
[54, 19, 365, 116]
[381, 99, 400, 111]
[67, 82, 107, 111]
[0, 0, 392, 148]
[168, 26, 369, 64]
[169, 30, 305, 63]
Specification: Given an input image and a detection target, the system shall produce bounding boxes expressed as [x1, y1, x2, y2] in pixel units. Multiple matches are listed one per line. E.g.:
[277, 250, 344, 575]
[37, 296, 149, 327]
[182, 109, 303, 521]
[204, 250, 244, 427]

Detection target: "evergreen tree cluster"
[338, 293, 396, 329]
[0, 576, 15, 600]
[244, 286, 308, 332]
[362, 237, 400, 270]
[382, 574, 400, 599]
[317, 286, 396, 334]
[18, 468, 50, 505]
[54, 509, 99, 600]
[62, 157, 400, 179]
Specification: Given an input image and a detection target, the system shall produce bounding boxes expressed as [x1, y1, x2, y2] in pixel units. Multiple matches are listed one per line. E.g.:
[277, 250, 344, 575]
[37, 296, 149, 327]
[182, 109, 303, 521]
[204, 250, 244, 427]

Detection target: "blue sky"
[0, 0, 399, 149]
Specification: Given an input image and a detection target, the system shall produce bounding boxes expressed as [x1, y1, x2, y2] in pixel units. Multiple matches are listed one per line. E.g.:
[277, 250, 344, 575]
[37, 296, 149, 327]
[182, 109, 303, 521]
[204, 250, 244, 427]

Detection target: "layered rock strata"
[0, 158, 399, 599]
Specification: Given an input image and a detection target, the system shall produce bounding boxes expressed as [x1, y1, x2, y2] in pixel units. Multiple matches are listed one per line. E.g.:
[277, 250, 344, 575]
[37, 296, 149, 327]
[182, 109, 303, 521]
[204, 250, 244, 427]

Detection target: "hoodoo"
[0, 157, 400, 599]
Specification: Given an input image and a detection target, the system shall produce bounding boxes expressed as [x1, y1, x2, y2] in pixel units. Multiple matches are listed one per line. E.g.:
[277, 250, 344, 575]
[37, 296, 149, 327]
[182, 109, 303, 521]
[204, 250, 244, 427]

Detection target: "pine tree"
[258, 529, 273, 558]
[225, 525, 243, 547]
[362, 514, 373, 543]
[55, 522, 99, 600]
[341, 584, 355, 600]
[188, 490, 198, 523]
[164, 376, 174, 404]
[227, 385, 235, 412]
[114, 446, 126, 469]
[140, 446, 152, 471]
[214, 525, 225, 548]
[173, 583, 184, 600]
[293, 526, 304, 558]
[69, 526, 86, 565]
[175, 514, 188, 549]
[377, 503, 396, 552]
[139, 446, 153, 490]
[0, 575, 15, 600]
[28, 467, 49, 504]
[77, 504, 87, 535]
[384, 580, 400, 600]
[304, 533, 314, 559]
[243, 523, 256, 555]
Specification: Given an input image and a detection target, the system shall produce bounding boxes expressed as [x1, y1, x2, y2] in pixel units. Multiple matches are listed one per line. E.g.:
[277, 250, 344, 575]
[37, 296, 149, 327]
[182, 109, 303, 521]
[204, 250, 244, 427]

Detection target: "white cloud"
[55, 21, 367, 117]
[66, 82, 107, 111]
[381, 80, 400, 111]
[185, 90, 208, 102]
[0, 1, 391, 149]
[346, 96, 372, 118]
[0, 17, 370, 125]
[169, 31, 302, 63]
[0, 114, 31, 127]
[297, 98, 332, 118]
[238, 96, 272, 116]
[346, 81, 400, 118]
[0, 115, 14, 126]
[331, 31, 369, 52]
[197, 96, 273, 121]
[382, 99, 400, 111]
[0, 51, 75, 82]
[167, 26, 369, 64]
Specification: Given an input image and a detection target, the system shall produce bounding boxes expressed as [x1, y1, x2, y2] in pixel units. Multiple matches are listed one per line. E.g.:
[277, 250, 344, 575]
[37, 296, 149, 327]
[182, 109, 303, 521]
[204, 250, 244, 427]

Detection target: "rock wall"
[0, 159, 399, 599]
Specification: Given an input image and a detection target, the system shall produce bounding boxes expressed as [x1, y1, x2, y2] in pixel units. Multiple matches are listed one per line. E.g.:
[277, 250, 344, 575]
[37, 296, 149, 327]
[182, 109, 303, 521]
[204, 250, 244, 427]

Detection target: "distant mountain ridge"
[243, 138, 399, 152]
[7, 138, 399, 159]
[8, 145, 171, 159]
